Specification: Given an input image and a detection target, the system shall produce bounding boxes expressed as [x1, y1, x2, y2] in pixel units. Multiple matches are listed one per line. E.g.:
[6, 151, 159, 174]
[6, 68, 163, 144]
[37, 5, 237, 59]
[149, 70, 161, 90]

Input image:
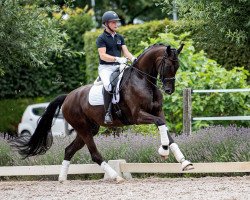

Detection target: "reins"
[108, 45, 179, 94]
[130, 47, 178, 91]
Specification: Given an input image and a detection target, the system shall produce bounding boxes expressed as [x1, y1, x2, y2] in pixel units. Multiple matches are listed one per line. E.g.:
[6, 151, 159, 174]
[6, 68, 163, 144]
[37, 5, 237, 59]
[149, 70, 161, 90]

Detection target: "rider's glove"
[131, 56, 137, 63]
[115, 57, 127, 64]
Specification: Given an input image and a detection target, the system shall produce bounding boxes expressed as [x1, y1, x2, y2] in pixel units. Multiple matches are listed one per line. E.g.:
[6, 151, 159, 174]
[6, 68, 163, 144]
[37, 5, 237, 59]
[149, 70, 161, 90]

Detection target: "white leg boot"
[170, 143, 194, 171]
[158, 125, 170, 159]
[58, 160, 70, 182]
[101, 161, 124, 183]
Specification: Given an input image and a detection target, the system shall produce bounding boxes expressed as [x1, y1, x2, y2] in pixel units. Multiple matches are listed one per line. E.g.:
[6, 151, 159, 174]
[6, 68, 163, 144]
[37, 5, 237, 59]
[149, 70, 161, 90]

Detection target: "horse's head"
[158, 44, 184, 95]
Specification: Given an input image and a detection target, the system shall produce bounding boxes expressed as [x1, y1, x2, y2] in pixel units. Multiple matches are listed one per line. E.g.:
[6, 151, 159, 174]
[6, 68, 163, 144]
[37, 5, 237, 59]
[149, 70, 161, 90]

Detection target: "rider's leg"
[103, 89, 113, 124]
[98, 65, 118, 124]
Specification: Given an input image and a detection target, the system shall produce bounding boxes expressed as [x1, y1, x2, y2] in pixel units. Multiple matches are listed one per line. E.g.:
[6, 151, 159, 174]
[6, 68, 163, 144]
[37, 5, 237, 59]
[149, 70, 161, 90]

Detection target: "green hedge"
[0, 97, 53, 133]
[84, 19, 171, 83]
[0, 63, 84, 99]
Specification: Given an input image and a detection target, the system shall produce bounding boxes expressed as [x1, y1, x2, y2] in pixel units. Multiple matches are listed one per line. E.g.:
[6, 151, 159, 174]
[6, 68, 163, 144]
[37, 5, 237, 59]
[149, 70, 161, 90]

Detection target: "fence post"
[183, 88, 192, 135]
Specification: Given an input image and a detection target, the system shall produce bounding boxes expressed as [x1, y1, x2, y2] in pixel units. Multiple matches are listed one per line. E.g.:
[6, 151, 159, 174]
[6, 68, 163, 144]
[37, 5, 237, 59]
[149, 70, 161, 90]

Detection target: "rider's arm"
[98, 47, 117, 62]
[121, 45, 136, 62]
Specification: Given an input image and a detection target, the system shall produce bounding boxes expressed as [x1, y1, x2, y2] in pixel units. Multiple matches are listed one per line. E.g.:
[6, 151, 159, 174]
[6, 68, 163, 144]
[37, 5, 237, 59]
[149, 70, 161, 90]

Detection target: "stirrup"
[104, 113, 113, 124]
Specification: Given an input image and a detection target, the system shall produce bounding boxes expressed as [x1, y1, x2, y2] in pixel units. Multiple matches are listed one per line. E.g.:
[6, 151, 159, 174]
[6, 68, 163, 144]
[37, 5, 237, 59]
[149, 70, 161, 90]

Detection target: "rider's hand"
[115, 57, 127, 64]
[131, 56, 137, 63]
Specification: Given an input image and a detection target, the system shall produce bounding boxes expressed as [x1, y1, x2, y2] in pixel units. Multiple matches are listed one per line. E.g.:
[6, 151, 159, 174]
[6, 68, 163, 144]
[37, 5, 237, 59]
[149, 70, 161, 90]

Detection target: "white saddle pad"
[88, 64, 127, 106]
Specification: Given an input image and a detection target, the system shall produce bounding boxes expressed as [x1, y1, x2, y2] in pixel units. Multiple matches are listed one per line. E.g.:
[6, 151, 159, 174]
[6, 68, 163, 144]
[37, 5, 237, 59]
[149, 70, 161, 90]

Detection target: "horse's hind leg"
[79, 129, 124, 183]
[59, 135, 85, 182]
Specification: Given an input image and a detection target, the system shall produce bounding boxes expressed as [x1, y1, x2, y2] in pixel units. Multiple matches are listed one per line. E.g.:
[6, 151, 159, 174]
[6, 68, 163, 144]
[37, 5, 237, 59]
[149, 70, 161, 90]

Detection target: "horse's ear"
[177, 43, 185, 54]
[166, 45, 171, 55]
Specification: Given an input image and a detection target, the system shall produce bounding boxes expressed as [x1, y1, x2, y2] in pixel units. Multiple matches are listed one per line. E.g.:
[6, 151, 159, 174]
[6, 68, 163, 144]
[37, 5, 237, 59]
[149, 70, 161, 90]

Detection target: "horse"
[12, 43, 194, 182]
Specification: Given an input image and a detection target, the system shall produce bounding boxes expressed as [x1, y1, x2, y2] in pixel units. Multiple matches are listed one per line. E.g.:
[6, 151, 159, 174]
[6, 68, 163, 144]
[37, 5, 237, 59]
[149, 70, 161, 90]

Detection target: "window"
[32, 107, 46, 116]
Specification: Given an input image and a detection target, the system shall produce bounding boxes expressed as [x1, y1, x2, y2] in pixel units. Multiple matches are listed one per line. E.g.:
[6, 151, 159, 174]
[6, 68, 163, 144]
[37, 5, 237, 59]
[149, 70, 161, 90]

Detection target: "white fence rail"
[0, 161, 250, 177]
[183, 88, 250, 135]
[192, 88, 250, 93]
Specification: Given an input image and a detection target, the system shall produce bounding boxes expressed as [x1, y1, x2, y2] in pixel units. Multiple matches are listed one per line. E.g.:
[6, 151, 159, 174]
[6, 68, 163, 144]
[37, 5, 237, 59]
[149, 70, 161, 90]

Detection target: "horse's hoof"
[161, 155, 168, 160]
[116, 176, 125, 184]
[182, 160, 194, 171]
[158, 146, 169, 158]
[58, 176, 67, 183]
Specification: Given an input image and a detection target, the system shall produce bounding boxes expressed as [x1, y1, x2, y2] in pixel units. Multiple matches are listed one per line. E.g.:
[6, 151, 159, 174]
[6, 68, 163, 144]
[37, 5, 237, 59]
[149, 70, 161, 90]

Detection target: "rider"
[96, 11, 136, 124]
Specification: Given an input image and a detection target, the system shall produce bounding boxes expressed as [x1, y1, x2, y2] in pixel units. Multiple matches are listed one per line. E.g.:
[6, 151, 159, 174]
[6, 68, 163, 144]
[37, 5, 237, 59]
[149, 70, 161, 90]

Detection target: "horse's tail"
[11, 94, 67, 158]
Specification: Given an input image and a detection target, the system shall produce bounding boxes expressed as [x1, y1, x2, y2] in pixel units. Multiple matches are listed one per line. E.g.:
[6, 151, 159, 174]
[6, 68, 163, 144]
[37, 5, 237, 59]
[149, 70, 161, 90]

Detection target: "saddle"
[89, 64, 127, 105]
[88, 64, 130, 124]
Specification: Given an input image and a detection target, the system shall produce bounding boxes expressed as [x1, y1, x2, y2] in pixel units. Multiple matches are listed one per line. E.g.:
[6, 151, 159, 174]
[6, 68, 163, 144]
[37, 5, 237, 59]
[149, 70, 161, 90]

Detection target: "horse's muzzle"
[164, 88, 174, 95]
[163, 84, 174, 95]
[162, 78, 175, 95]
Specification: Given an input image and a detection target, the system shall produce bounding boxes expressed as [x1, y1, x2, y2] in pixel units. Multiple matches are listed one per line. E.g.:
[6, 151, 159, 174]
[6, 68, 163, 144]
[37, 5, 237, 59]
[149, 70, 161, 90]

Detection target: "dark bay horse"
[13, 44, 193, 182]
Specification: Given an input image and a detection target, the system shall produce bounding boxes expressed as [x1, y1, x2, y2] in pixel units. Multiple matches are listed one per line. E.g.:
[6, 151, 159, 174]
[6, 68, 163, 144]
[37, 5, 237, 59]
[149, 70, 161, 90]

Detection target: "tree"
[158, 0, 250, 45]
[49, 0, 167, 26]
[0, 4, 95, 99]
[157, 0, 250, 70]
[0, 0, 69, 75]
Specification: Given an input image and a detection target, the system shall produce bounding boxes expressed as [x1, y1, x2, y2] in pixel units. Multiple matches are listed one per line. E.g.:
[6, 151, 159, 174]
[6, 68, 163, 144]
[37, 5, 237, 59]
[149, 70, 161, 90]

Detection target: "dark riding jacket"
[96, 30, 125, 65]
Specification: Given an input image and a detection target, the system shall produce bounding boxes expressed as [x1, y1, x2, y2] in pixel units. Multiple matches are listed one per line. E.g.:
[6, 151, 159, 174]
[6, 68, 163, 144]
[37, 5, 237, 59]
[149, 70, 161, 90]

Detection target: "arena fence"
[0, 160, 250, 178]
[183, 88, 250, 135]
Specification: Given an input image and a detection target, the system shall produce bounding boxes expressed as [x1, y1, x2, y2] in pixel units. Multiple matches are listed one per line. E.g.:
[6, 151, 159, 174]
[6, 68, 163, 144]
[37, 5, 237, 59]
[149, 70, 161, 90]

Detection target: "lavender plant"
[0, 125, 249, 167]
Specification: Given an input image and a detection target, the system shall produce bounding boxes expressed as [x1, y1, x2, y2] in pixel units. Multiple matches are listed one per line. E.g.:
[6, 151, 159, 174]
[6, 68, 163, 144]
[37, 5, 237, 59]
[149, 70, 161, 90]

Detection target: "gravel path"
[0, 176, 249, 200]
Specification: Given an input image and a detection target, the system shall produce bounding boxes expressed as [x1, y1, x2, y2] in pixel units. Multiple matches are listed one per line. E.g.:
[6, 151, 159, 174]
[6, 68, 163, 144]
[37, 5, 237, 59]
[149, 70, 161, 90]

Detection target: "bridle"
[109, 46, 179, 93]
[159, 47, 178, 85]
[131, 46, 178, 89]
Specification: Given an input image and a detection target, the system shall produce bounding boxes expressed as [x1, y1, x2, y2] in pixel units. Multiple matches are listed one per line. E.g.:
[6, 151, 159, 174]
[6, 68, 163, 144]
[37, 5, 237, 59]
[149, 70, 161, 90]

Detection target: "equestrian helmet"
[102, 11, 120, 24]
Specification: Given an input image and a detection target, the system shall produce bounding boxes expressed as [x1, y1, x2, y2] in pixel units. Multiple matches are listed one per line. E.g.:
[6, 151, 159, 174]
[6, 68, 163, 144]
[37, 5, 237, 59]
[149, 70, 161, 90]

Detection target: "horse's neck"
[136, 47, 163, 77]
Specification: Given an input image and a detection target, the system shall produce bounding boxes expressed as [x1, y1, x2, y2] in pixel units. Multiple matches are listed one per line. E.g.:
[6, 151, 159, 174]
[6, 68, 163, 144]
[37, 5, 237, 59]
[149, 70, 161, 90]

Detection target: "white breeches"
[98, 64, 120, 91]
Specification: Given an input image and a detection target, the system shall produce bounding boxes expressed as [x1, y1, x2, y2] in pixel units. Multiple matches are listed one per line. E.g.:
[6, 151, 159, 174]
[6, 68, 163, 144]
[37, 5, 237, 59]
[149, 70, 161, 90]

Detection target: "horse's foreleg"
[169, 143, 194, 171]
[59, 135, 85, 182]
[136, 110, 171, 157]
[137, 110, 194, 171]
[157, 112, 194, 171]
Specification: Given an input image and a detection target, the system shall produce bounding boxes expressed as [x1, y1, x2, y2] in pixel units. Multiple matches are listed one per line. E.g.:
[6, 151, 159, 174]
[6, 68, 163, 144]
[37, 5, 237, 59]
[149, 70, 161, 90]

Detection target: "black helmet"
[102, 11, 120, 24]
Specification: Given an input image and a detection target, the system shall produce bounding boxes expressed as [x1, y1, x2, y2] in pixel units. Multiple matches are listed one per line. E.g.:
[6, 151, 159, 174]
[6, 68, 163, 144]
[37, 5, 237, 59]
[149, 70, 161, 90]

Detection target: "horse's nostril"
[165, 89, 172, 94]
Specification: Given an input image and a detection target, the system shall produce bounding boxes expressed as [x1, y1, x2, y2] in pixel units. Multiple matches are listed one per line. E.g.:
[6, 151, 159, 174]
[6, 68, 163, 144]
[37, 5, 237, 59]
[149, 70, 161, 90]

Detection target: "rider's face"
[107, 20, 119, 31]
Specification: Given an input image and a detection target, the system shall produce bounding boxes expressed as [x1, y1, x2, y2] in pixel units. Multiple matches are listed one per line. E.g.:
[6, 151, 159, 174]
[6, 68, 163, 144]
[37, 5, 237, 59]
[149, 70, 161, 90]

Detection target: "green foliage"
[140, 32, 250, 132]
[158, 0, 250, 70]
[84, 19, 171, 83]
[94, 0, 167, 25]
[0, 97, 51, 133]
[49, 6, 95, 90]
[0, 6, 94, 99]
[0, 0, 70, 74]
[159, 0, 250, 45]
[53, 0, 167, 25]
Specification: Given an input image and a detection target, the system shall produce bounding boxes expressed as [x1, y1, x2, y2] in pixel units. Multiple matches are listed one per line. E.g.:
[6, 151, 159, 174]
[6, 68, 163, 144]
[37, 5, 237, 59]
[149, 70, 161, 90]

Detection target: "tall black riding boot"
[103, 89, 113, 124]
